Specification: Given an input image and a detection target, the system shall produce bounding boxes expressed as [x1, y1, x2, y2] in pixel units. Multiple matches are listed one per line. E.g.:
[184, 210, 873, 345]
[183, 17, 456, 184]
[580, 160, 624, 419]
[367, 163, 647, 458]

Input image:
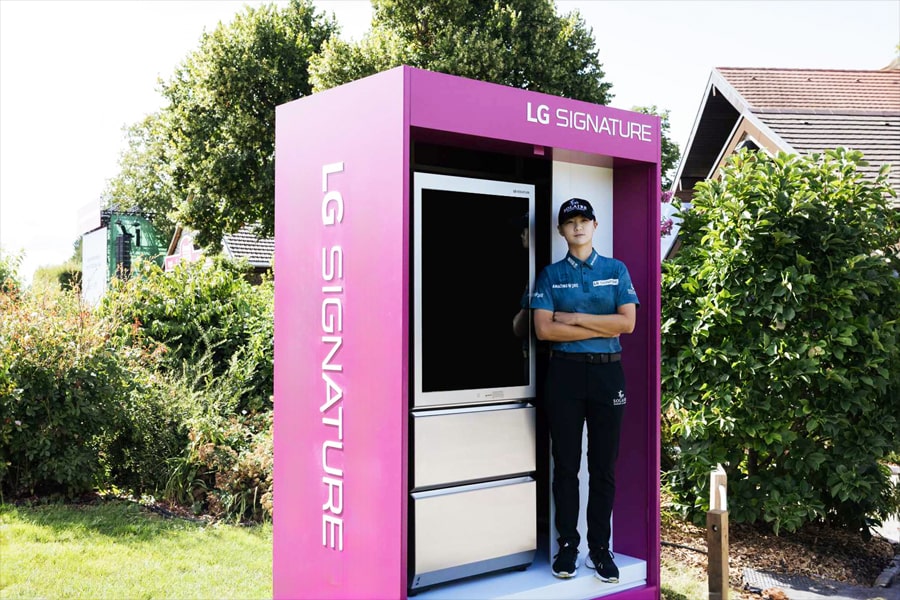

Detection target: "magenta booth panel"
[274, 66, 661, 600]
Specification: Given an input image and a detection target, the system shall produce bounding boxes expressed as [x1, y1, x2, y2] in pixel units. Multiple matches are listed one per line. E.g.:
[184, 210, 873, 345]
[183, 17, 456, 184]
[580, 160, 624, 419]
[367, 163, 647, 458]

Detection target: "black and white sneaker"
[586, 548, 619, 583]
[551, 542, 579, 578]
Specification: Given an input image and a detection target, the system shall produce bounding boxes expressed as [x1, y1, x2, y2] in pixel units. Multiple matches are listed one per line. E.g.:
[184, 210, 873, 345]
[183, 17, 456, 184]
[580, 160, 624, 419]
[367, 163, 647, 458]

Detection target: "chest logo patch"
[593, 278, 618, 287]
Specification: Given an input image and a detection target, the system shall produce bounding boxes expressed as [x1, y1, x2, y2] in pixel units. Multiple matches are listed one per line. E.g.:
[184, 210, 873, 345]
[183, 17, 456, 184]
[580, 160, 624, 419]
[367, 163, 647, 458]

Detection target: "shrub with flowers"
[1, 255, 275, 524]
[98, 257, 275, 521]
[169, 410, 273, 522]
[660, 217, 674, 237]
[0, 287, 134, 497]
[100, 257, 273, 414]
[660, 189, 675, 237]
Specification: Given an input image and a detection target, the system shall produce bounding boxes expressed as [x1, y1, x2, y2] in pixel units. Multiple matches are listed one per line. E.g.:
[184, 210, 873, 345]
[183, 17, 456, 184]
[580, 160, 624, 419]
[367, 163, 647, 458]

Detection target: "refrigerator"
[409, 173, 537, 592]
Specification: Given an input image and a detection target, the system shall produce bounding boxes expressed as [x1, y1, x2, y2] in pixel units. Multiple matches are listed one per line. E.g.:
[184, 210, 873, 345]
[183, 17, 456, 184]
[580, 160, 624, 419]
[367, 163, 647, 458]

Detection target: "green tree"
[107, 0, 678, 250]
[31, 262, 81, 293]
[312, 1, 680, 198]
[102, 113, 178, 240]
[661, 148, 900, 535]
[31, 237, 84, 292]
[310, 0, 612, 104]
[104, 0, 338, 248]
[632, 105, 679, 189]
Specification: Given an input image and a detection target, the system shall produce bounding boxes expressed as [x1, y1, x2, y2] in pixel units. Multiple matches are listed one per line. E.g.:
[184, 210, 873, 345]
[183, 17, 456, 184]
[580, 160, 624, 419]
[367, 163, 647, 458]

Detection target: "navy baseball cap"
[558, 198, 595, 225]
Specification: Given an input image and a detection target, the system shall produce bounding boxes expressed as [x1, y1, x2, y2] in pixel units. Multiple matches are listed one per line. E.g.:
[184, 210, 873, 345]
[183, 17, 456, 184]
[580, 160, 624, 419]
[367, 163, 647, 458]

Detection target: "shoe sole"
[551, 557, 580, 579]
[550, 557, 581, 579]
[586, 556, 618, 583]
[552, 570, 577, 579]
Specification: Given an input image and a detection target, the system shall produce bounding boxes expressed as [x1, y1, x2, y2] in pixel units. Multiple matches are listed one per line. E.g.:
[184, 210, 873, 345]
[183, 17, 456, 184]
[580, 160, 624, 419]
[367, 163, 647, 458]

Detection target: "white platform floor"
[412, 543, 647, 600]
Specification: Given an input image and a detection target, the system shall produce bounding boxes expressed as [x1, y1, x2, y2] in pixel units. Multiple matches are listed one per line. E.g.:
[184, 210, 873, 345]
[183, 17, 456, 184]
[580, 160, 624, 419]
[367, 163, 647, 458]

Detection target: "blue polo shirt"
[531, 249, 640, 354]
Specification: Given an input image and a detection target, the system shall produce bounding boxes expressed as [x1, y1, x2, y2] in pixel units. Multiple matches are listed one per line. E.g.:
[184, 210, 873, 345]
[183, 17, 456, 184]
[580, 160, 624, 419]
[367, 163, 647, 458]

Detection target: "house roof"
[166, 224, 274, 270]
[673, 65, 900, 201]
[664, 63, 900, 260]
[716, 67, 900, 113]
[222, 224, 274, 268]
[719, 67, 900, 188]
[754, 112, 900, 185]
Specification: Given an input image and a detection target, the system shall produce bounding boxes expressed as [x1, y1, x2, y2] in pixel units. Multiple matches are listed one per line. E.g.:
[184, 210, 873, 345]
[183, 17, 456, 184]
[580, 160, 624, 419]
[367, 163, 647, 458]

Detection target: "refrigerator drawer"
[412, 404, 536, 489]
[410, 477, 536, 590]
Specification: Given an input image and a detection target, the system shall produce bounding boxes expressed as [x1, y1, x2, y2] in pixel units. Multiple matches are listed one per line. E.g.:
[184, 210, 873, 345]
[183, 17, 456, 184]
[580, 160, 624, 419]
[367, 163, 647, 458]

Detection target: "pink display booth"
[274, 66, 661, 600]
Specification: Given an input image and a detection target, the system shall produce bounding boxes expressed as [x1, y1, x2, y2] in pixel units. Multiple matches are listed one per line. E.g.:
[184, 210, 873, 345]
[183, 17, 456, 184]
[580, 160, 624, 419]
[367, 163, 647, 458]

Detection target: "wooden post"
[708, 465, 728, 600]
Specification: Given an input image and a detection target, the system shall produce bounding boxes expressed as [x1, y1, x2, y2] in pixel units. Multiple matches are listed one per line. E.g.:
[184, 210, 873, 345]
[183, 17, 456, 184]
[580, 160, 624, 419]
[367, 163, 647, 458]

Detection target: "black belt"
[551, 351, 621, 364]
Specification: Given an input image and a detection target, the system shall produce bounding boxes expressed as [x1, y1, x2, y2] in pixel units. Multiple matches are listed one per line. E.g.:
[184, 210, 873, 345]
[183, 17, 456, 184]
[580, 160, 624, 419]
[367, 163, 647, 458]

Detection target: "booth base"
[411, 549, 647, 600]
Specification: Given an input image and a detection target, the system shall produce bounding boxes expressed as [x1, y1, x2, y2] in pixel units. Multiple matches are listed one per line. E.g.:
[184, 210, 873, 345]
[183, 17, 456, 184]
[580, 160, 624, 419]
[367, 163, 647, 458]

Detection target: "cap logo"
[558, 198, 595, 224]
[563, 201, 588, 214]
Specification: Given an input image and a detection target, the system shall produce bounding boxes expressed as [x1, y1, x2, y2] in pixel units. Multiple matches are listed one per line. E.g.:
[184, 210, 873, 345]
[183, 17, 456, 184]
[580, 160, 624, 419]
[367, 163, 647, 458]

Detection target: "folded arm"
[534, 303, 636, 342]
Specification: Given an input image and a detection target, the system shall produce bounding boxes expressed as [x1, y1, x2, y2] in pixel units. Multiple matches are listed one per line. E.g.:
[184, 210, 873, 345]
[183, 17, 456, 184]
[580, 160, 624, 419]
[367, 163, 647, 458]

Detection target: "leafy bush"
[103, 363, 194, 494]
[165, 409, 273, 523]
[152, 338, 273, 522]
[0, 253, 275, 520]
[96, 256, 274, 518]
[99, 257, 273, 413]
[32, 261, 82, 293]
[0, 288, 133, 497]
[0, 250, 22, 295]
[662, 148, 900, 535]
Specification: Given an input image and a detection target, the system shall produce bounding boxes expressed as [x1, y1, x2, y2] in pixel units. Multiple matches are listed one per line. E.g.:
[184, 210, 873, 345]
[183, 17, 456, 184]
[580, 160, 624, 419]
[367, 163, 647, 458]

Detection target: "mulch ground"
[662, 515, 898, 597]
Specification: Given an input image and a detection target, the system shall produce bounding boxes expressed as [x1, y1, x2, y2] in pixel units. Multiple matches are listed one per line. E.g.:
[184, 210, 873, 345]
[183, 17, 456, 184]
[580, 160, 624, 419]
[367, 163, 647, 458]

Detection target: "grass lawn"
[662, 559, 753, 600]
[660, 556, 713, 600]
[2, 499, 723, 599]
[0, 501, 272, 600]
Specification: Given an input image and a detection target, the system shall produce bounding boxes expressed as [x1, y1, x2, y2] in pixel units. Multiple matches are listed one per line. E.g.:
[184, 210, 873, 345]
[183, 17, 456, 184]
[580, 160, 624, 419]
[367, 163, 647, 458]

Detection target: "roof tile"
[222, 224, 274, 268]
[756, 112, 900, 192]
[717, 67, 900, 113]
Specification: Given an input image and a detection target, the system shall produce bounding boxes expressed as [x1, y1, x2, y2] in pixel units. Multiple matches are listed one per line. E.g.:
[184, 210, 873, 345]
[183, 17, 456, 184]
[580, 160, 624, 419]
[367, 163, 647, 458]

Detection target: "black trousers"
[546, 356, 626, 552]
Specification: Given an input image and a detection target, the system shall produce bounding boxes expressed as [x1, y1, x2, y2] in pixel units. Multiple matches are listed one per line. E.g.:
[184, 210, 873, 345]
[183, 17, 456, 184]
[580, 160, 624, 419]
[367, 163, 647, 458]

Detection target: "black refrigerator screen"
[419, 188, 530, 393]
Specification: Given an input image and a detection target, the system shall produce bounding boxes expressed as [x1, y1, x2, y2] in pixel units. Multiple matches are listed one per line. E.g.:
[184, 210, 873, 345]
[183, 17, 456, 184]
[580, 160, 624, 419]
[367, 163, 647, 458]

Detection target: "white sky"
[1, 0, 898, 285]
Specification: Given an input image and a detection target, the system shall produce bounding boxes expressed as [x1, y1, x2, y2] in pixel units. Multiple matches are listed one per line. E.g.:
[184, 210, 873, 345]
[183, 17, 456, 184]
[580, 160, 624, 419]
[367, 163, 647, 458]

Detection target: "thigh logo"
[613, 390, 626, 406]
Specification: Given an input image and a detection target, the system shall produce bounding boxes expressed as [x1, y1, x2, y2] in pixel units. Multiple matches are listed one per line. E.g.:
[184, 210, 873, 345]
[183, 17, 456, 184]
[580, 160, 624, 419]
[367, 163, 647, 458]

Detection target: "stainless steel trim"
[411, 475, 533, 499]
[413, 173, 536, 410]
[413, 405, 536, 489]
[411, 477, 536, 585]
[412, 401, 528, 418]
[409, 550, 535, 591]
